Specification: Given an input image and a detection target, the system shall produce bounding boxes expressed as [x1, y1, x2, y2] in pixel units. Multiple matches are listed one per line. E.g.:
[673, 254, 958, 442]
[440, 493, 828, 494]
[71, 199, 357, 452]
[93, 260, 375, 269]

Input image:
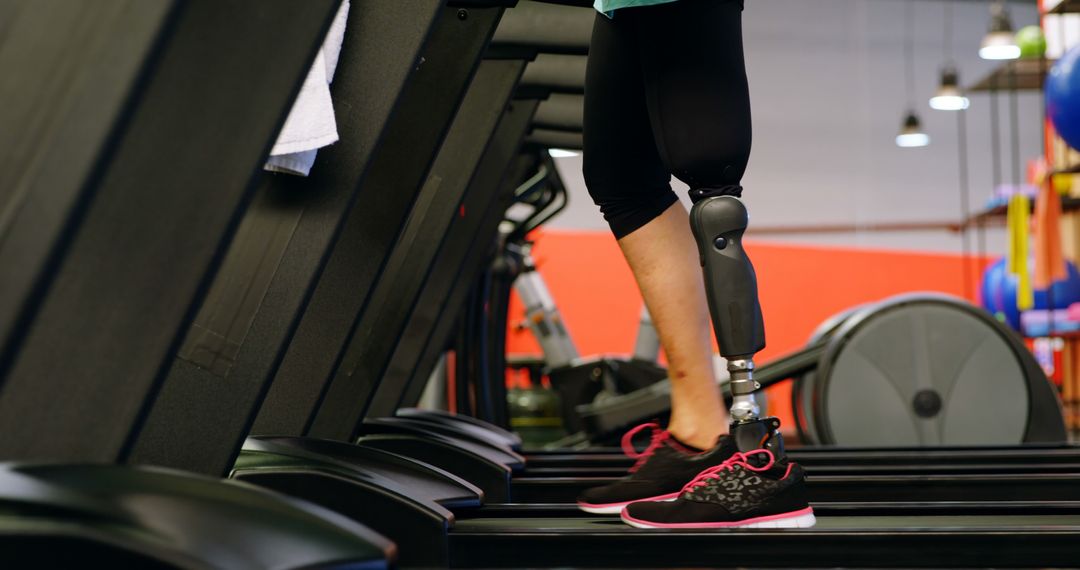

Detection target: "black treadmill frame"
[0, 0, 340, 463]
[251, 1, 517, 440]
[125, 0, 448, 478]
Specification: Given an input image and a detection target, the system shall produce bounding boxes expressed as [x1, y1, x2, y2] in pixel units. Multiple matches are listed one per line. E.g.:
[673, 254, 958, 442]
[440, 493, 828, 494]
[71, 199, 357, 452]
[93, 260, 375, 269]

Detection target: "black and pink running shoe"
[620, 449, 815, 529]
[576, 423, 738, 514]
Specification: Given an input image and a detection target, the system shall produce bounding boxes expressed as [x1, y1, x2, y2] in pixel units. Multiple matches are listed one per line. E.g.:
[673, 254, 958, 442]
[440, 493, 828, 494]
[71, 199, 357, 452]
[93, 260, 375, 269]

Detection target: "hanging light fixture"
[931, 3, 970, 111]
[897, 112, 931, 147]
[547, 148, 580, 158]
[930, 66, 971, 111]
[898, 2, 929, 148]
[979, 0, 1020, 60]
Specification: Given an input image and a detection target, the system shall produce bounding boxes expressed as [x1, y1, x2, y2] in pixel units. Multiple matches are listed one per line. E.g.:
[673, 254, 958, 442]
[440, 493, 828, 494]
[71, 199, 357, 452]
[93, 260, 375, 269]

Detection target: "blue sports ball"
[980, 258, 1007, 316]
[981, 258, 1080, 331]
[1033, 260, 1080, 310]
[1047, 46, 1080, 152]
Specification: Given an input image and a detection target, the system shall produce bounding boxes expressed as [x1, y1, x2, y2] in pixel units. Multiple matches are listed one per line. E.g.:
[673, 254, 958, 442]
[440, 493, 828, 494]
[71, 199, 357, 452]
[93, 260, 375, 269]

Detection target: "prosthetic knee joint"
[689, 191, 785, 457]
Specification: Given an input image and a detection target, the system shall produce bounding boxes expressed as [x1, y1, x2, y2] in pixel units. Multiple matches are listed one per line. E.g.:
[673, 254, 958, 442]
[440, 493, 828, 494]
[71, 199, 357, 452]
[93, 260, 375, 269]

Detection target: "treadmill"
[204, 2, 1080, 568]
[25, 0, 542, 566]
[0, 1, 397, 566]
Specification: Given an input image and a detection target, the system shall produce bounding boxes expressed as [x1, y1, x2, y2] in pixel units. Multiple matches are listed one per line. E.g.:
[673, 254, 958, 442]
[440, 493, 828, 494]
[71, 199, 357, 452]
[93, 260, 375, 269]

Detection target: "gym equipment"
[790, 295, 1066, 446]
[980, 257, 1080, 331]
[580, 293, 1067, 446]
[447, 163, 571, 429]
[135, 0, 469, 474]
[0, 463, 394, 569]
[1047, 45, 1080, 152]
[0, 0, 397, 565]
[981, 257, 1010, 323]
[249, 1, 520, 444]
[532, 93, 585, 132]
[1021, 307, 1080, 337]
[520, 54, 587, 95]
[491, 0, 590, 55]
[998, 258, 1025, 329]
[302, 59, 537, 441]
[227, 9, 550, 564]
[526, 128, 584, 150]
[503, 184, 669, 435]
[507, 377, 568, 446]
[0, 0, 341, 462]
[1016, 24, 1047, 59]
[523, 444, 1080, 472]
[1034, 260, 1080, 309]
[446, 507, 1080, 568]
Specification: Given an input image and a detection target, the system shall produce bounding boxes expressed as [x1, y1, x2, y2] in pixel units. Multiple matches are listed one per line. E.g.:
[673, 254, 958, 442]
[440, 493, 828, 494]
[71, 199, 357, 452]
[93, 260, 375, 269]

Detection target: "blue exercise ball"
[980, 258, 1080, 331]
[1033, 261, 1080, 310]
[1047, 46, 1080, 151]
[980, 258, 1007, 316]
[981, 258, 1020, 329]
[997, 271, 1023, 330]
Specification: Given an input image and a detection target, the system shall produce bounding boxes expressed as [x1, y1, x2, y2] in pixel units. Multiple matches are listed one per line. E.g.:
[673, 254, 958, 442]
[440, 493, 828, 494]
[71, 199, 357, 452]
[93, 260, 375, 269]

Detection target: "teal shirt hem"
[594, 0, 681, 18]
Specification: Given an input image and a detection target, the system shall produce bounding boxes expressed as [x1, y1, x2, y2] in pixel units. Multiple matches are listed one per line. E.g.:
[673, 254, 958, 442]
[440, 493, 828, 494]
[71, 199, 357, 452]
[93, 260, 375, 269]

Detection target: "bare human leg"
[617, 200, 728, 450]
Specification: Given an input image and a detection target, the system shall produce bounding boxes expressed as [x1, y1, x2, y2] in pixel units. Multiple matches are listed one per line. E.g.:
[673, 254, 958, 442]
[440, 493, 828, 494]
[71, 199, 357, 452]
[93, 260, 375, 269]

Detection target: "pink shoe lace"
[621, 422, 671, 473]
[680, 449, 777, 493]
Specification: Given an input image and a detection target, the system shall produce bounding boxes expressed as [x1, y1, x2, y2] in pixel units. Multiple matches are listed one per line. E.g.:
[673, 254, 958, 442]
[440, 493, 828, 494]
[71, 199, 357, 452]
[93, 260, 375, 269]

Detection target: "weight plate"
[792, 304, 865, 445]
[816, 296, 1030, 446]
[792, 370, 816, 444]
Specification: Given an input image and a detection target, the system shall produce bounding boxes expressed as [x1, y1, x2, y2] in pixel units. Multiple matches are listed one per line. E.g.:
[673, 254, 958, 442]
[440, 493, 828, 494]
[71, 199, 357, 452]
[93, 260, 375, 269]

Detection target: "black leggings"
[583, 0, 750, 239]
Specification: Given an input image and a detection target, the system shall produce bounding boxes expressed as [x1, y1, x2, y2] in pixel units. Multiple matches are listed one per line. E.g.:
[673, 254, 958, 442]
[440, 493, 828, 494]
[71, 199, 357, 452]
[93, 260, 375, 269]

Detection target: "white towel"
[265, 0, 350, 177]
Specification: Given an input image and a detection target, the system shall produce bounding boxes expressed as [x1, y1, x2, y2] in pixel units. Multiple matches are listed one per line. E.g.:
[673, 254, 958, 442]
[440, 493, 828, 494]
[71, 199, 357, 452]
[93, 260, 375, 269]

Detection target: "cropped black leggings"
[583, 0, 750, 239]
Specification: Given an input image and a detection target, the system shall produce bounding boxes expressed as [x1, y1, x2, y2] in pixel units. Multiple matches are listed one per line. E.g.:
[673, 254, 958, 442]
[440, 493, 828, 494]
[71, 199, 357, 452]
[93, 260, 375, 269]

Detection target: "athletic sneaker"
[620, 448, 815, 529]
[577, 422, 738, 514]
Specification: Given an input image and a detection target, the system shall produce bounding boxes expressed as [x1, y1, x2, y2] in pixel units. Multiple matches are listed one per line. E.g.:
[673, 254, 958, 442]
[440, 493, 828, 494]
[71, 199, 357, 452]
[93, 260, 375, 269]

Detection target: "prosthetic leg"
[689, 193, 785, 458]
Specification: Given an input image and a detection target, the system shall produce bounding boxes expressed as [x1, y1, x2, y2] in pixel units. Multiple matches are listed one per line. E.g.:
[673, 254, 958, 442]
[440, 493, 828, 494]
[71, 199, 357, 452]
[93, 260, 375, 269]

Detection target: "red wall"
[507, 229, 990, 430]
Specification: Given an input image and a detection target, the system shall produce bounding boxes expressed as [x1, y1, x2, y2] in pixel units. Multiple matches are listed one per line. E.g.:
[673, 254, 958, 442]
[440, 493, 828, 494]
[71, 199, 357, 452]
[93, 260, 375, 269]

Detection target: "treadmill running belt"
[510, 473, 1080, 503]
[454, 513, 1080, 530]
[449, 514, 1080, 567]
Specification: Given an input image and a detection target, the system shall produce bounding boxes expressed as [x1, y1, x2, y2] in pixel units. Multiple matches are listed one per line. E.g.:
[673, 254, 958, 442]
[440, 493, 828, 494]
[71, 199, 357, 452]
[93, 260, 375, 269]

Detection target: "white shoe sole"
[578, 503, 627, 515]
[578, 493, 680, 515]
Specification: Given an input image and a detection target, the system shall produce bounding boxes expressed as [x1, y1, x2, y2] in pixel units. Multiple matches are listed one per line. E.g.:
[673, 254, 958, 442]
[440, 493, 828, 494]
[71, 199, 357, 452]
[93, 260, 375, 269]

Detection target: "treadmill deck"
[449, 513, 1080, 568]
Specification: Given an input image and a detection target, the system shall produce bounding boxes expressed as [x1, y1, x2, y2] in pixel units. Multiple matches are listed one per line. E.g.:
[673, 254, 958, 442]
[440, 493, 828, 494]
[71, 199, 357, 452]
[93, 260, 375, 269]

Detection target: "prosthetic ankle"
[689, 192, 785, 458]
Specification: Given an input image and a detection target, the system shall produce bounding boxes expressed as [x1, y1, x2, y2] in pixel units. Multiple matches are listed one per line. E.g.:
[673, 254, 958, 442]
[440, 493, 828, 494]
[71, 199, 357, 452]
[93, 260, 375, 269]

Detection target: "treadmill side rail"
[357, 432, 514, 503]
[0, 463, 393, 569]
[231, 445, 454, 568]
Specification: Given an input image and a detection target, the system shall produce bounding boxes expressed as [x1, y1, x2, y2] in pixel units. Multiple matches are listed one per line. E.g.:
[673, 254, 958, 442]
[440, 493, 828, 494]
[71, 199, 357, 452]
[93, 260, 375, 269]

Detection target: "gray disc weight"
[814, 295, 1031, 446]
[792, 304, 865, 445]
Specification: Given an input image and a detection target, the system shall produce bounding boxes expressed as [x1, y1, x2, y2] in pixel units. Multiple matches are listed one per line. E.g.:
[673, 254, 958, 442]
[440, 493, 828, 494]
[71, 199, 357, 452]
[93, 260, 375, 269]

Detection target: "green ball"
[1016, 25, 1047, 58]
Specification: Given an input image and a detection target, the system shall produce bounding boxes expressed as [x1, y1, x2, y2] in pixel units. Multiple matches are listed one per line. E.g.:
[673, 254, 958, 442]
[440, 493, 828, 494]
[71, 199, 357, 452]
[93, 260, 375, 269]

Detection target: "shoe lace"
[621, 422, 671, 473]
[680, 449, 776, 493]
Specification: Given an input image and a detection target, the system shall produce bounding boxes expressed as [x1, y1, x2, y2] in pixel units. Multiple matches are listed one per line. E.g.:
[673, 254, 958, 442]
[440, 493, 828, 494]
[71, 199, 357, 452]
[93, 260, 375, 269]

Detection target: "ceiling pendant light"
[932, 3, 970, 111]
[979, 0, 1020, 60]
[897, 2, 929, 148]
[930, 66, 971, 110]
[897, 111, 931, 147]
